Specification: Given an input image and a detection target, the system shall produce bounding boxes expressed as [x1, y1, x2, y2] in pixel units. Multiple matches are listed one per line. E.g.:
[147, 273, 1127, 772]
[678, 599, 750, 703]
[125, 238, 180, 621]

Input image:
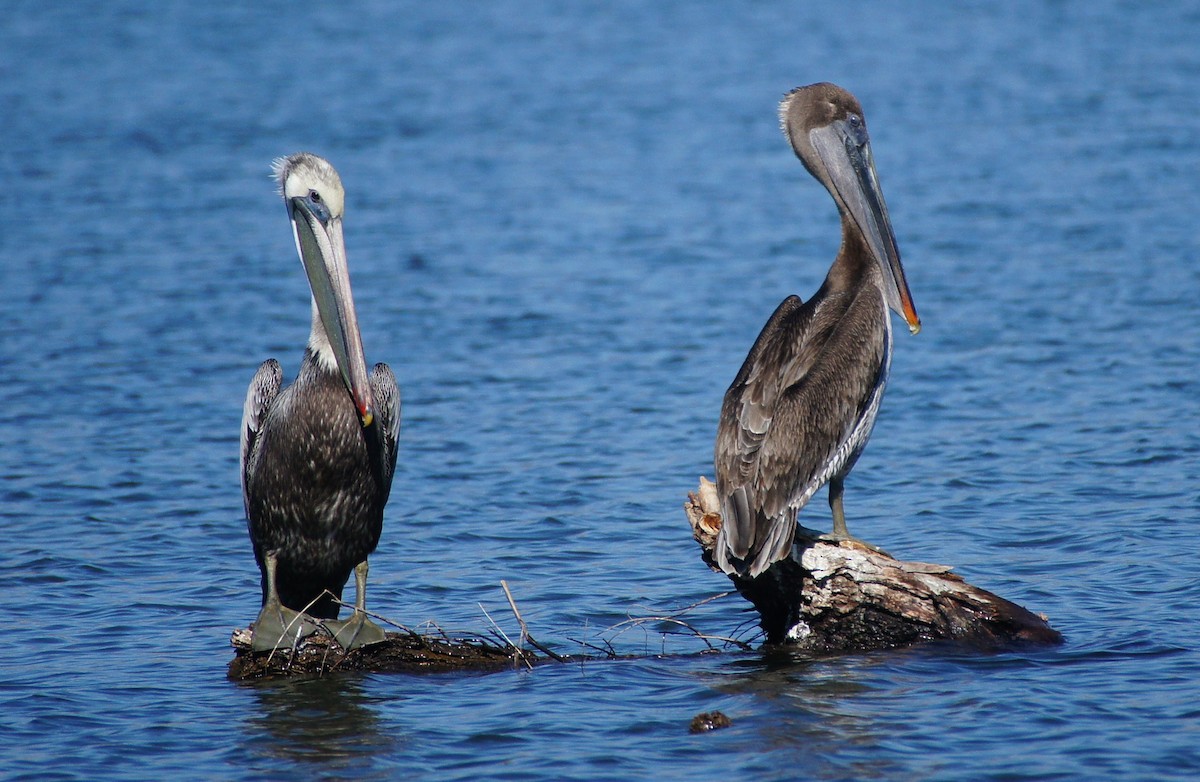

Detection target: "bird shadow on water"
[237, 676, 403, 773]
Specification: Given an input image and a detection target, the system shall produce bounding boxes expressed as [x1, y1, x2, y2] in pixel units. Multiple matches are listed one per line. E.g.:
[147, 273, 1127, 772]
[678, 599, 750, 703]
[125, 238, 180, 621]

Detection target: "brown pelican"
[240, 153, 400, 650]
[713, 83, 921, 579]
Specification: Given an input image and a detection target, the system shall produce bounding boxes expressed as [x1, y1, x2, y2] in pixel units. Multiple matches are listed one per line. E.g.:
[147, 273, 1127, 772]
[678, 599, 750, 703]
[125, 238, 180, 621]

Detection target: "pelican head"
[780, 83, 921, 334]
[273, 152, 375, 427]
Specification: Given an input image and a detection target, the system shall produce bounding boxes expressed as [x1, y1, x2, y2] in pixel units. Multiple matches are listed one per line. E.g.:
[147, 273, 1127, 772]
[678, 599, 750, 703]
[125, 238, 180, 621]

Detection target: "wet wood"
[686, 477, 1063, 648]
[228, 575, 579, 681]
[228, 625, 542, 680]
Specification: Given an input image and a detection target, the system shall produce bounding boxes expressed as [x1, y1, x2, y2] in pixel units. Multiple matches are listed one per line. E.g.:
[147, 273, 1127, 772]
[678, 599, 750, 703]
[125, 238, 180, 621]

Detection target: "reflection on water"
[242, 677, 402, 774]
[716, 656, 902, 780]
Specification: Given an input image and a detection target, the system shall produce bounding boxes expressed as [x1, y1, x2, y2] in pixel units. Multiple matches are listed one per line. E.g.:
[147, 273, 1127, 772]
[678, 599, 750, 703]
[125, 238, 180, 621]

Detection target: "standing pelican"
[713, 83, 921, 579]
[241, 153, 399, 650]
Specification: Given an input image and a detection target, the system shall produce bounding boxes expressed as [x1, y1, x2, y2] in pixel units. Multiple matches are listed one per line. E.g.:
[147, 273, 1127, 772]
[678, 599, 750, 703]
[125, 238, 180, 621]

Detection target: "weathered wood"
[686, 477, 1063, 649]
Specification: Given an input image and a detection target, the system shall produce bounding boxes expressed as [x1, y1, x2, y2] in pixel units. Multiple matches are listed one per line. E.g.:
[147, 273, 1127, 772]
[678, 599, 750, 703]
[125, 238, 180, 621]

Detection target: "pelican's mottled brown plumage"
[240, 153, 400, 649]
[713, 83, 920, 579]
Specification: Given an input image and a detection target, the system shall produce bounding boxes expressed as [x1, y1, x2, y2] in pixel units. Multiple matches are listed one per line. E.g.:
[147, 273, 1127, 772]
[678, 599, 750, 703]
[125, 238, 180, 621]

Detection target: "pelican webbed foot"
[250, 552, 323, 651]
[323, 559, 387, 650]
[324, 611, 387, 650]
[817, 530, 893, 558]
[250, 597, 322, 652]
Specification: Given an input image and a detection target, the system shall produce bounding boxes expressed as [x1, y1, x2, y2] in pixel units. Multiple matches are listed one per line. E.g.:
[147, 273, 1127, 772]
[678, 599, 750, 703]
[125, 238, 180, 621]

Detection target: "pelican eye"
[309, 189, 322, 203]
[845, 114, 868, 147]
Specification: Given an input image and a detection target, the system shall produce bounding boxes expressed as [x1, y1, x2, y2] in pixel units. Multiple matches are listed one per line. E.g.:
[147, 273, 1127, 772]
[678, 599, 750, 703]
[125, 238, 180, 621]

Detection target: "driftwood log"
[686, 477, 1062, 649]
[228, 479, 1061, 679]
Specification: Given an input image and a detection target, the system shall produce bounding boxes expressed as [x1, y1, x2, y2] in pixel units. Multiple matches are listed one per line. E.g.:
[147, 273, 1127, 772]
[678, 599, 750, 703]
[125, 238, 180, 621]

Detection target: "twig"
[663, 590, 737, 618]
[582, 590, 744, 655]
[565, 636, 620, 659]
[500, 581, 567, 663]
[500, 581, 528, 649]
[479, 603, 533, 670]
[660, 629, 754, 651]
[730, 616, 766, 645]
[606, 614, 755, 652]
[610, 616, 716, 651]
[328, 595, 418, 635]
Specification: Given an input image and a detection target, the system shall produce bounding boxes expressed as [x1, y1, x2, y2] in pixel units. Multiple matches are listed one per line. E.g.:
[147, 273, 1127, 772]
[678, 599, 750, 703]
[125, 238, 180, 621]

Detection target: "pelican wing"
[240, 358, 282, 515]
[750, 292, 872, 519]
[368, 362, 401, 496]
[715, 295, 815, 516]
[715, 295, 808, 570]
[715, 289, 883, 576]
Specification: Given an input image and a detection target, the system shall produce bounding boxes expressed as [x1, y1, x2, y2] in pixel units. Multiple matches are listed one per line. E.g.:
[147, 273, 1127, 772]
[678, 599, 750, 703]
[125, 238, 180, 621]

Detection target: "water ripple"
[2, 0, 1200, 780]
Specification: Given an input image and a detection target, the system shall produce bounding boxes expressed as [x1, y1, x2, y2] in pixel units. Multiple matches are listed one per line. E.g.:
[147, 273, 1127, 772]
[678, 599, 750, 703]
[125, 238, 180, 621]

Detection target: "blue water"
[2, 1, 1198, 779]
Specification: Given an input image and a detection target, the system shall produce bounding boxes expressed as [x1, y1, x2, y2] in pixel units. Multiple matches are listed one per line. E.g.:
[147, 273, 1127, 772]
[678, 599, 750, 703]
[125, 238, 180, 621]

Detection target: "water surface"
[2, 1, 1198, 779]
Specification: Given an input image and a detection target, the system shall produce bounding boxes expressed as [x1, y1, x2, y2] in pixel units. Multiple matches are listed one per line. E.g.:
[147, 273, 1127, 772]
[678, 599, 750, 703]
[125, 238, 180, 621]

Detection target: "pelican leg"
[830, 477, 850, 539]
[324, 560, 387, 649]
[251, 551, 321, 652]
[820, 478, 892, 556]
